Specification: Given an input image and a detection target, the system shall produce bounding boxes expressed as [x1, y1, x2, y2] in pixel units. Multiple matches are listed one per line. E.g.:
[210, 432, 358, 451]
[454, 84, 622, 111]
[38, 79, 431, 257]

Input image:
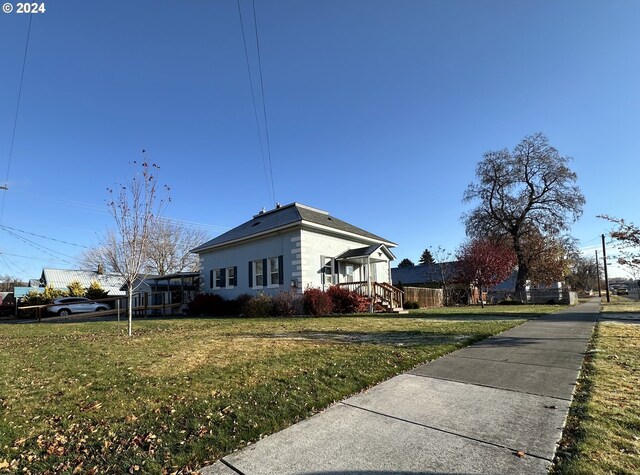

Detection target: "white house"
[191, 203, 403, 310]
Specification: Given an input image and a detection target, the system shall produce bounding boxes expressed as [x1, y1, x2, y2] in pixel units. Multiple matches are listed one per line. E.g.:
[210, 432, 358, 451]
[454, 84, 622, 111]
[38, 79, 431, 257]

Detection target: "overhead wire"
[1, 14, 33, 224]
[251, 0, 276, 205]
[236, 0, 276, 206]
[0, 227, 76, 263]
[0, 224, 89, 249]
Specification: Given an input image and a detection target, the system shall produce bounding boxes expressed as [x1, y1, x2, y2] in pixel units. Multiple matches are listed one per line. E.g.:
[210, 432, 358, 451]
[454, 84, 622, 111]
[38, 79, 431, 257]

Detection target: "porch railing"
[335, 281, 403, 311]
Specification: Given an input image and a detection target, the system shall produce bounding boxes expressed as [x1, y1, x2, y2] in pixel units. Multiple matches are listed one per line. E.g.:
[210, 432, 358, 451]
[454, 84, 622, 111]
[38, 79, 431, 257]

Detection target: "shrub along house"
[191, 203, 403, 311]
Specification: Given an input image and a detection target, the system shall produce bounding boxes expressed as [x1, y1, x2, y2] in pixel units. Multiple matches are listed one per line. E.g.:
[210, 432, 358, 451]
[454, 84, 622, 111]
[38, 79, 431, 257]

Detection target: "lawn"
[409, 302, 567, 318]
[0, 312, 534, 474]
[553, 321, 640, 475]
[601, 294, 640, 314]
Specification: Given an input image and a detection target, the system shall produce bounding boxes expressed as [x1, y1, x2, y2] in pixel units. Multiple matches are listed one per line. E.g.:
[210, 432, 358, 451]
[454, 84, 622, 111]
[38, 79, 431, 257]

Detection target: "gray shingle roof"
[391, 262, 460, 285]
[192, 203, 396, 253]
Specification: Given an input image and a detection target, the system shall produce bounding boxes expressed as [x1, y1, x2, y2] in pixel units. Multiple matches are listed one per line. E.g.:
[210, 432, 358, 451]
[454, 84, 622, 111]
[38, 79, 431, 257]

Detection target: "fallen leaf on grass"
[0, 460, 9, 469]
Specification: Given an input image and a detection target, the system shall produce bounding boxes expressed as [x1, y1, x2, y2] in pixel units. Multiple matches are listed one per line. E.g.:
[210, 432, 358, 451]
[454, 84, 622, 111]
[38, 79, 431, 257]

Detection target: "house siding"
[299, 228, 392, 290]
[200, 230, 299, 299]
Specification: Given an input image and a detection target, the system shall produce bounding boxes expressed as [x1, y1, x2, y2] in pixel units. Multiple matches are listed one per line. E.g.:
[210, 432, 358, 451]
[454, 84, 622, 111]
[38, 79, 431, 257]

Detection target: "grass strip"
[552, 322, 640, 475]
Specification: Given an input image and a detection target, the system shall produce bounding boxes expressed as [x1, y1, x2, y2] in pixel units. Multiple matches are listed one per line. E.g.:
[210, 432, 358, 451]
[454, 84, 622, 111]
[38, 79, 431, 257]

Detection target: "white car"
[47, 297, 110, 316]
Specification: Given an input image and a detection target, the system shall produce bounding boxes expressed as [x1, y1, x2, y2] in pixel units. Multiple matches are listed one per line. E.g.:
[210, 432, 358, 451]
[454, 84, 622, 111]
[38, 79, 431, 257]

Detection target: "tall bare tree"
[463, 133, 585, 291]
[107, 159, 168, 336]
[81, 221, 207, 276]
[144, 219, 208, 275]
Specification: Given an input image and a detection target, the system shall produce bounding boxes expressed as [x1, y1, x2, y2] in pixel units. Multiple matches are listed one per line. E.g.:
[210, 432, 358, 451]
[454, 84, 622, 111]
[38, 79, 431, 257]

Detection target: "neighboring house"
[40, 267, 127, 296]
[391, 262, 459, 287]
[135, 272, 200, 315]
[191, 203, 403, 310]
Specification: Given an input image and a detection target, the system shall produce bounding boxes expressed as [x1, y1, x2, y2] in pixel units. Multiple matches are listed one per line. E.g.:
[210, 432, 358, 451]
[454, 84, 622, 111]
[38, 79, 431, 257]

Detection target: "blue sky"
[0, 0, 638, 280]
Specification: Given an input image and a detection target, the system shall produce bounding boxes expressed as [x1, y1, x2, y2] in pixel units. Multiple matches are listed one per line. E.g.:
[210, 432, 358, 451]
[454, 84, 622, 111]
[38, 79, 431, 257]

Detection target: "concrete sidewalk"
[201, 300, 600, 475]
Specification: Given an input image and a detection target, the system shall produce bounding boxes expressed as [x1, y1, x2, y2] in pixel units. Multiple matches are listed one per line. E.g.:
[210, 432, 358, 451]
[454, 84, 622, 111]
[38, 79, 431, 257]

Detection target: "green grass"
[0, 314, 531, 474]
[601, 295, 640, 314]
[553, 322, 640, 475]
[409, 303, 568, 318]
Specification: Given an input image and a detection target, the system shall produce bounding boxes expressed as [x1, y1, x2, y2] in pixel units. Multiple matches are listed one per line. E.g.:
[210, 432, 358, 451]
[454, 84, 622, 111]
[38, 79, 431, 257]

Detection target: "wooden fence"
[403, 287, 443, 308]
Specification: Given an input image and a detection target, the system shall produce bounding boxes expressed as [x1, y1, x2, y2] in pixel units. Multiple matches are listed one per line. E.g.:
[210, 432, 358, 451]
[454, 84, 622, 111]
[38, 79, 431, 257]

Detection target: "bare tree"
[144, 219, 208, 275]
[107, 159, 168, 336]
[79, 244, 114, 272]
[463, 133, 585, 291]
[82, 220, 207, 276]
[599, 215, 640, 274]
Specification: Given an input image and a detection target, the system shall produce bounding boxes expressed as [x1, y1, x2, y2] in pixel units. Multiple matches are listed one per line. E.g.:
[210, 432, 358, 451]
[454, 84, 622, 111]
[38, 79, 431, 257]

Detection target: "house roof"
[335, 244, 396, 261]
[391, 262, 460, 285]
[192, 203, 396, 253]
[41, 268, 127, 296]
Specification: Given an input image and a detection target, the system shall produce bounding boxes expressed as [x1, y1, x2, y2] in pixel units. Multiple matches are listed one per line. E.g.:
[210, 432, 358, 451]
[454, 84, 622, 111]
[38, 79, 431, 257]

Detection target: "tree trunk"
[513, 237, 528, 292]
[128, 288, 133, 337]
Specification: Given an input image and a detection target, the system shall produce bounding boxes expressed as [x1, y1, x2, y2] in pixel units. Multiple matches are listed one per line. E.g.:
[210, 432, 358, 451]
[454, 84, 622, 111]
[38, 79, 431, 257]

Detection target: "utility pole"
[601, 234, 610, 303]
[595, 250, 602, 297]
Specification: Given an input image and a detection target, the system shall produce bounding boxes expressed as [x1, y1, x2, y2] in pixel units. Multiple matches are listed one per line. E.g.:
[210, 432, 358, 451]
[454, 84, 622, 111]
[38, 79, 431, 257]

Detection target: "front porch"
[328, 244, 404, 312]
[335, 281, 404, 313]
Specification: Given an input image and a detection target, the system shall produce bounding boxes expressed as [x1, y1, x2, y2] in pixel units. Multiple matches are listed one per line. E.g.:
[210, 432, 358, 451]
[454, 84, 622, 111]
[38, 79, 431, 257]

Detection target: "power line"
[236, 0, 276, 206]
[1, 15, 33, 224]
[0, 224, 89, 249]
[251, 0, 276, 205]
[0, 227, 76, 264]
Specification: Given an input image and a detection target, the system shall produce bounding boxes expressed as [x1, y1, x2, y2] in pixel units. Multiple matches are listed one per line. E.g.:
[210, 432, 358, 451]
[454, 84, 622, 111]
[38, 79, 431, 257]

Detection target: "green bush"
[85, 281, 109, 300]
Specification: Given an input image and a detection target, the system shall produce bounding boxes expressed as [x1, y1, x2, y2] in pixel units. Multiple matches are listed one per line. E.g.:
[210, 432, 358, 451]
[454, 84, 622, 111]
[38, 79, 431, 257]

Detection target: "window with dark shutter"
[219, 268, 226, 288]
[248, 262, 253, 288]
[210, 270, 213, 289]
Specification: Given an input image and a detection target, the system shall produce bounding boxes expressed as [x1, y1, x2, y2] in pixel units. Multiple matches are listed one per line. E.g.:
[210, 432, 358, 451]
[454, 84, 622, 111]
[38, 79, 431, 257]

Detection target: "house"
[391, 262, 460, 288]
[40, 267, 127, 296]
[191, 203, 403, 310]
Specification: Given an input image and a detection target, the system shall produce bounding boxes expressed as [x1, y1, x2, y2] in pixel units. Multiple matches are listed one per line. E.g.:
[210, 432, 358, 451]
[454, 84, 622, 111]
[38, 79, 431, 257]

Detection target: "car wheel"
[58, 309, 71, 316]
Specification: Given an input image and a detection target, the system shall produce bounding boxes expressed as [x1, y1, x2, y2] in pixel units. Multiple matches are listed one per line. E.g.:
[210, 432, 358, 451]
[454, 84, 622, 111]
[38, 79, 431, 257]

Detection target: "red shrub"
[302, 288, 334, 316]
[326, 286, 369, 314]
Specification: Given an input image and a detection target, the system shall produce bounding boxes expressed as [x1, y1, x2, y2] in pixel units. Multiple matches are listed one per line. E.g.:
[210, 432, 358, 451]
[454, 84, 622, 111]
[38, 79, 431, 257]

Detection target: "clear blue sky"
[0, 0, 638, 280]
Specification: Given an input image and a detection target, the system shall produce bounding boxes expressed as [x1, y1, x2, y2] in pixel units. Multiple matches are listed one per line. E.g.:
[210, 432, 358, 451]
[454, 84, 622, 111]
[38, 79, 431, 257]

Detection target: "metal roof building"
[41, 268, 127, 296]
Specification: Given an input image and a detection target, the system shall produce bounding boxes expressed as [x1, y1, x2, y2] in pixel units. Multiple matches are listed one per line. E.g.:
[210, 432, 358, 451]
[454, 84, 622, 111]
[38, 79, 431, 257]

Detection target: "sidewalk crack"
[341, 402, 554, 463]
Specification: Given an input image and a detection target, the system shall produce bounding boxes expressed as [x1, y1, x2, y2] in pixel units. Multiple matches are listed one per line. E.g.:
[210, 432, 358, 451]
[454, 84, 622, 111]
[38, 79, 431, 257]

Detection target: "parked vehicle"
[616, 286, 629, 295]
[47, 297, 110, 316]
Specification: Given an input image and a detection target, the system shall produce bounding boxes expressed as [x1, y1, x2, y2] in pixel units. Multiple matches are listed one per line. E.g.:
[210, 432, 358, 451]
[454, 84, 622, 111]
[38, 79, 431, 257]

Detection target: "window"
[269, 257, 280, 286]
[322, 257, 334, 286]
[214, 269, 222, 288]
[250, 256, 282, 288]
[226, 267, 236, 287]
[254, 259, 264, 287]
